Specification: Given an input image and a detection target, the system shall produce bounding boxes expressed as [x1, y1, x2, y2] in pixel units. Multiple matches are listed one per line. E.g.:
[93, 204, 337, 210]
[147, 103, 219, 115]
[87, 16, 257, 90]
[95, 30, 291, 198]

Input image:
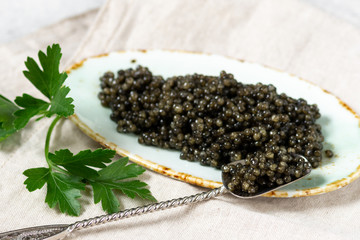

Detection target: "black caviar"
[98, 65, 325, 195]
[325, 149, 334, 158]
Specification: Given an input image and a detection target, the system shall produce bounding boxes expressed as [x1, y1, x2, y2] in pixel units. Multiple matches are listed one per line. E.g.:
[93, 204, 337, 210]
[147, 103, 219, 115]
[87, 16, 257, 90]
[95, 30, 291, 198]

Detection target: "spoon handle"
[0, 186, 227, 240]
[0, 224, 69, 240]
[68, 186, 227, 232]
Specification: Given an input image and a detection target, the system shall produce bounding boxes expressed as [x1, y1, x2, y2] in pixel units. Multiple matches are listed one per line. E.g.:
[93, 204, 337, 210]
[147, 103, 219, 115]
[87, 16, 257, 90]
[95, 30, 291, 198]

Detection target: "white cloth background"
[1, 0, 360, 239]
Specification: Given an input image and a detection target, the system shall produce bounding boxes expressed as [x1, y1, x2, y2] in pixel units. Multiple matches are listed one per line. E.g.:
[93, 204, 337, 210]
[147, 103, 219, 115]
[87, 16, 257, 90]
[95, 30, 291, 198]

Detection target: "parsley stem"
[45, 116, 62, 169]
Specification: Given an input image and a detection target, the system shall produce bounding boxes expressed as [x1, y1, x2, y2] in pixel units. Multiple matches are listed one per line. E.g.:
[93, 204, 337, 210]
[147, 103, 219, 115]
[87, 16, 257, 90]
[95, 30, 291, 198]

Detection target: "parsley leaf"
[0, 123, 17, 141]
[0, 44, 74, 141]
[23, 44, 67, 99]
[24, 167, 85, 216]
[94, 156, 146, 181]
[90, 181, 120, 213]
[23, 167, 50, 192]
[45, 172, 85, 216]
[0, 95, 19, 129]
[14, 94, 50, 129]
[47, 86, 74, 117]
[89, 157, 156, 213]
[0, 95, 19, 140]
[48, 149, 115, 179]
[103, 180, 156, 201]
[23, 154, 156, 216]
[23, 43, 74, 117]
[0, 95, 18, 139]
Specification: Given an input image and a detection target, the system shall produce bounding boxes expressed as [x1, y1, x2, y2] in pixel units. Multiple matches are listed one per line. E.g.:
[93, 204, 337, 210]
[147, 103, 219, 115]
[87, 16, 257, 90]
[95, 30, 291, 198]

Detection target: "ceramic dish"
[66, 50, 360, 197]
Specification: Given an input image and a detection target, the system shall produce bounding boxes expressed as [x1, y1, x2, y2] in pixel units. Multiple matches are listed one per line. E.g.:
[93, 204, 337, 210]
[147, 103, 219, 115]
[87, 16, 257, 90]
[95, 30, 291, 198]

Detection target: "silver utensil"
[0, 155, 311, 240]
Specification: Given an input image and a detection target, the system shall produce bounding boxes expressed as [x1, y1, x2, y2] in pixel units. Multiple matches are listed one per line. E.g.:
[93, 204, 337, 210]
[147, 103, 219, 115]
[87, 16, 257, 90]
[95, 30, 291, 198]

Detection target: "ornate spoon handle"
[0, 186, 227, 240]
[0, 224, 69, 240]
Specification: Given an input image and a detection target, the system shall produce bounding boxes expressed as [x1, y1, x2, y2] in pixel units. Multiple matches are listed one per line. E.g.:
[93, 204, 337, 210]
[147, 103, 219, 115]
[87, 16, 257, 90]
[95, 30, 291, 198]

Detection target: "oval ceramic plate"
[67, 50, 360, 197]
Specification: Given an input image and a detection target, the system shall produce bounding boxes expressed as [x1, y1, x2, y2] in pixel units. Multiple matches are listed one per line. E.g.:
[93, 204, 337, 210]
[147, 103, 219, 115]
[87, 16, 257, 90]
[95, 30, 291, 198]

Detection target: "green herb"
[0, 44, 156, 216]
[90, 158, 156, 213]
[0, 95, 19, 140]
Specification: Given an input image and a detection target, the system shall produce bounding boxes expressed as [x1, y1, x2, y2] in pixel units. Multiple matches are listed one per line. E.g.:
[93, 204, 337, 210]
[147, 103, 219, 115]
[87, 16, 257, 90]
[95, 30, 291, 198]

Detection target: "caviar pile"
[98, 65, 326, 195]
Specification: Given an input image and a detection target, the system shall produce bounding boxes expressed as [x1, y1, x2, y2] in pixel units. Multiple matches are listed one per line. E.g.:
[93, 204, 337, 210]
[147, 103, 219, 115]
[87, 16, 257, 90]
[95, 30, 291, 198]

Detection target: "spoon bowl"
[222, 155, 312, 198]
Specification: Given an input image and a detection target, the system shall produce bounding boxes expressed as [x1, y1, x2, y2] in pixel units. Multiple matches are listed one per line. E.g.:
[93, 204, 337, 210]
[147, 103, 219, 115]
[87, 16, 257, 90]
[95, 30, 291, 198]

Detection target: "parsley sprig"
[0, 44, 156, 216]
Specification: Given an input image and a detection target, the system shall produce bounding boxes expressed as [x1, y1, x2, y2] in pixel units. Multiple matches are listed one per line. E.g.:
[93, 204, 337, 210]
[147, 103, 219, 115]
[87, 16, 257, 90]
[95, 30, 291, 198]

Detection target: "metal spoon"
[0, 155, 311, 240]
